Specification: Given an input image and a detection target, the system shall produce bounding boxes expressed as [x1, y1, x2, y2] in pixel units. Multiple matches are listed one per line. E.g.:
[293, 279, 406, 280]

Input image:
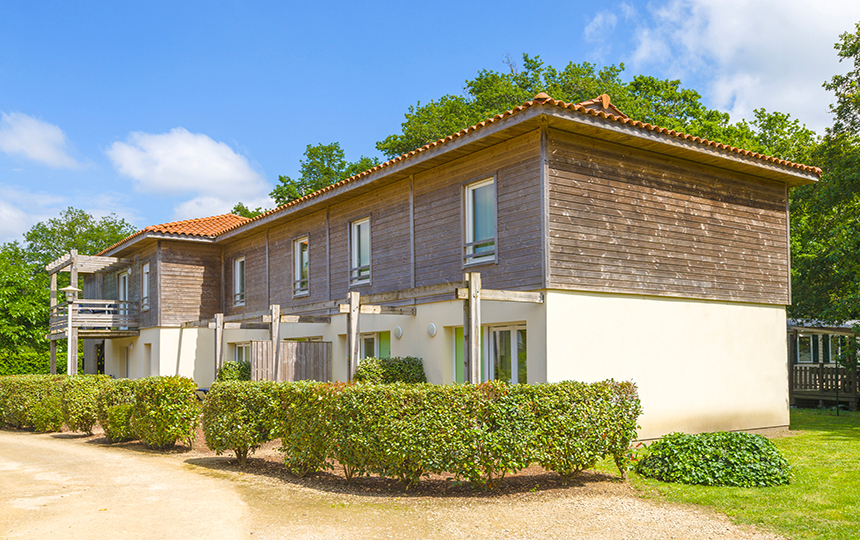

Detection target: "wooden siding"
[157, 241, 221, 326]
[547, 128, 789, 305]
[413, 129, 543, 291]
[267, 209, 329, 308]
[223, 231, 267, 316]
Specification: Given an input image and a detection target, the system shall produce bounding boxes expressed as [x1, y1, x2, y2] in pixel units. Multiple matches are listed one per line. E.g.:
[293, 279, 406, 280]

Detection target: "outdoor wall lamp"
[59, 285, 82, 303]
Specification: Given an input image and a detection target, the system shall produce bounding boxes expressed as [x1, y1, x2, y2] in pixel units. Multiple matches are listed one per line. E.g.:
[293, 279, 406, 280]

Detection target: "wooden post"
[50, 341, 57, 375]
[67, 299, 77, 375]
[50, 272, 57, 374]
[346, 292, 360, 381]
[463, 272, 482, 383]
[214, 313, 224, 372]
[271, 304, 281, 381]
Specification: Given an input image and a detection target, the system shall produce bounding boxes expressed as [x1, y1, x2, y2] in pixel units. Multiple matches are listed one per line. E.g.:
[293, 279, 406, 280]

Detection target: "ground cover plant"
[624, 409, 860, 540]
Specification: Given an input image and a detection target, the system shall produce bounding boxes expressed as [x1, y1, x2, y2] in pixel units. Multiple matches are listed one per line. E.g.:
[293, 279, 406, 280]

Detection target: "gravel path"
[0, 429, 787, 540]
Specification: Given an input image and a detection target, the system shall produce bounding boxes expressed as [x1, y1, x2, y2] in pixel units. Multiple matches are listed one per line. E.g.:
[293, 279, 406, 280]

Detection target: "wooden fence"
[790, 363, 859, 409]
[251, 341, 332, 383]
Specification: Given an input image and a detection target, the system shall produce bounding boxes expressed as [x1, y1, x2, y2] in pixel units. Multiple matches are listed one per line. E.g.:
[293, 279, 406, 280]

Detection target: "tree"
[270, 143, 380, 206]
[825, 21, 860, 135]
[230, 202, 267, 218]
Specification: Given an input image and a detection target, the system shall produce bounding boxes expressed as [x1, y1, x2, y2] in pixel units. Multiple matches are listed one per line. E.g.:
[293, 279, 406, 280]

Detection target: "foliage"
[230, 202, 268, 218]
[825, 22, 860, 136]
[96, 378, 138, 443]
[130, 376, 199, 449]
[636, 431, 790, 487]
[0, 374, 65, 431]
[216, 360, 251, 382]
[202, 380, 278, 466]
[61, 374, 110, 434]
[354, 356, 426, 384]
[270, 142, 380, 205]
[274, 381, 339, 477]
[626, 410, 860, 540]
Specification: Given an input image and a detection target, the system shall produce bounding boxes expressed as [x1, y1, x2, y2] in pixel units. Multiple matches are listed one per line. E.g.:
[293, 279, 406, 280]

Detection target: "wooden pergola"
[46, 249, 136, 375]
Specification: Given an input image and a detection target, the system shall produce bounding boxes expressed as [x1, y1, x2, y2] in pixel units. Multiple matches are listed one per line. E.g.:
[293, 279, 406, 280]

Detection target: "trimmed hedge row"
[0, 374, 199, 450]
[216, 360, 251, 382]
[202, 379, 641, 489]
[354, 356, 427, 384]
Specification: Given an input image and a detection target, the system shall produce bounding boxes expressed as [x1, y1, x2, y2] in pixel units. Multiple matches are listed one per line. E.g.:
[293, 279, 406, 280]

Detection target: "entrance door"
[488, 325, 527, 384]
[117, 272, 128, 330]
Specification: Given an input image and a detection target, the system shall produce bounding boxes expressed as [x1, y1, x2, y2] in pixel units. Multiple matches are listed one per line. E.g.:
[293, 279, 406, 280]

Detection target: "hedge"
[0, 374, 65, 432]
[202, 380, 278, 466]
[216, 360, 251, 382]
[636, 431, 791, 487]
[354, 356, 426, 384]
[130, 376, 200, 449]
[201, 379, 642, 489]
[96, 379, 138, 443]
[62, 374, 110, 434]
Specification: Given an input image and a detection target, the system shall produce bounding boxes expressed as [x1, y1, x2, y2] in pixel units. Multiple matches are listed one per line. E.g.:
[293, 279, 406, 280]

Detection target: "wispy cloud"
[106, 128, 272, 220]
[0, 112, 82, 169]
[610, 0, 860, 133]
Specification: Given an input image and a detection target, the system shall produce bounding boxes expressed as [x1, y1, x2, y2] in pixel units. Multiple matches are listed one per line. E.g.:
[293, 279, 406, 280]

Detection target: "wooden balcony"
[49, 300, 140, 340]
[790, 363, 859, 410]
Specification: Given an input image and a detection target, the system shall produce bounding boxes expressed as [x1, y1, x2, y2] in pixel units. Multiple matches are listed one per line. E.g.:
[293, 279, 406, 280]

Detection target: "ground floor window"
[360, 331, 390, 359]
[453, 324, 526, 384]
[235, 343, 251, 364]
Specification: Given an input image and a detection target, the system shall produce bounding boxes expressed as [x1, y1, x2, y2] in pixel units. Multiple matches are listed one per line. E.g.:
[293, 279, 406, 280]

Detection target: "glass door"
[488, 325, 527, 384]
[118, 271, 129, 330]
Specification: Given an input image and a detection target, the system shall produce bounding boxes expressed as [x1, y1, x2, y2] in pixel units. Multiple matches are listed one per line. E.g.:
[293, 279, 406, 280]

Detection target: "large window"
[464, 178, 496, 265]
[233, 257, 245, 306]
[294, 236, 309, 296]
[350, 217, 371, 286]
[489, 325, 527, 384]
[141, 262, 150, 311]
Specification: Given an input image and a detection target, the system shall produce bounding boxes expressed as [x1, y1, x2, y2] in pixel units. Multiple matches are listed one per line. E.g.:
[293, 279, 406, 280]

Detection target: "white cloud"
[106, 128, 271, 220]
[616, 0, 860, 133]
[0, 112, 81, 169]
[584, 11, 618, 42]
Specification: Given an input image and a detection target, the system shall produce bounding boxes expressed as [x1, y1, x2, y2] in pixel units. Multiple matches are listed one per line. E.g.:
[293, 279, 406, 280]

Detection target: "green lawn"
[619, 410, 860, 539]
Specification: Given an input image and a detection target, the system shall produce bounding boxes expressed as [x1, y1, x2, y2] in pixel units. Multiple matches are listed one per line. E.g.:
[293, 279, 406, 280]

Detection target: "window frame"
[233, 256, 246, 307]
[350, 216, 371, 287]
[234, 342, 251, 364]
[293, 235, 310, 297]
[141, 262, 150, 311]
[463, 177, 497, 266]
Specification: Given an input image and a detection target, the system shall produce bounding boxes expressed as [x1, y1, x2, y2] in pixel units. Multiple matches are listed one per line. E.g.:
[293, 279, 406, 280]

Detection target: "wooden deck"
[49, 300, 140, 340]
[791, 363, 859, 409]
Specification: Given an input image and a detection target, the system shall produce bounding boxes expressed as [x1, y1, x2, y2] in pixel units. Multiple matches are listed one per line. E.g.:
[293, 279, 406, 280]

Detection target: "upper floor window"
[294, 236, 309, 296]
[233, 257, 245, 306]
[350, 217, 371, 286]
[464, 178, 496, 265]
[141, 262, 150, 311]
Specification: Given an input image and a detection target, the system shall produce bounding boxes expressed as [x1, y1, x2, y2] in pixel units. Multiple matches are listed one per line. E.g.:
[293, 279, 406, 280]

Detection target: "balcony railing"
[50, 300, 139, 336]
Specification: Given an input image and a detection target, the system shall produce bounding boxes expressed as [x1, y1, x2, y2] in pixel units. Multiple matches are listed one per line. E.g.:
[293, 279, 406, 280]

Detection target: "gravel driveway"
[0, 429, 786, 540]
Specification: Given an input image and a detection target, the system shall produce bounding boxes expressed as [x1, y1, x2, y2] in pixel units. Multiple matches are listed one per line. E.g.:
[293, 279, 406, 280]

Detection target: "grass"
[613, 409, 860, 539]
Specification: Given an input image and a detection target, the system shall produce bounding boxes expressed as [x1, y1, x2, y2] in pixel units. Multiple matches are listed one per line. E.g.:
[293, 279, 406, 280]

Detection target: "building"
[47, 93, 820, 439]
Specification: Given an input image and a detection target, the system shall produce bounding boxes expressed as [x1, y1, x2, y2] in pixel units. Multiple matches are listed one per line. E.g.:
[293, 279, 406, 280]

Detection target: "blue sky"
[2, 0, 859, 243]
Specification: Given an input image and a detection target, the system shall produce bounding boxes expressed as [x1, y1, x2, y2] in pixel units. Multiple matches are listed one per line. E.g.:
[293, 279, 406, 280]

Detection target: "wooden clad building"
[55, 93, 819, 439]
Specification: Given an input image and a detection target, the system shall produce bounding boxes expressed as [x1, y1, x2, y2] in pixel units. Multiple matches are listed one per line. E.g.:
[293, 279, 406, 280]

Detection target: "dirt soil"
[0, 426, 787, 540]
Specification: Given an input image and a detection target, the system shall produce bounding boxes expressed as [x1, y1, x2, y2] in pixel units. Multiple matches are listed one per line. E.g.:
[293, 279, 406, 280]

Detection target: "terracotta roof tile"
[98, 213, 249, 255]
[221, 93, 820, 237]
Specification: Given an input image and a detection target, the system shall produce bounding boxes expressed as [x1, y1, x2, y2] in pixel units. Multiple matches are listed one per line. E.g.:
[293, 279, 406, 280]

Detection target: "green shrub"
[130, 376, 199, 450]
[0, 374, 65, 432]
[62, 375, 110, 434]
[636, 431, 791, 487]
[216, 360, 251, 382]
[96, 379, 138, 442]
[354, 356, 426, 384]
[275, 381, 340, 477]
[202, 380, 278, 466]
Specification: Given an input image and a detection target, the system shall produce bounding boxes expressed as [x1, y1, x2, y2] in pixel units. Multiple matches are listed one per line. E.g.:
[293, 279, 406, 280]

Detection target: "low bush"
[202, 380, 278, 466]
[0, 374, 65, 432]
[274, 381, 339, 477]
[62, 375, 110, 434]
[354, 356, 426, 384]
[130, 376, 199, 450]
[216, 360, 251, 382]
[96, 379, 138, 443]
[636, 431, 791, 487]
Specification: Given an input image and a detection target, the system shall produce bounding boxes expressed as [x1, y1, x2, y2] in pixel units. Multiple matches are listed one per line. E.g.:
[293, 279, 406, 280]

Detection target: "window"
[293, 236, 309, 296]
[464, 178, 496, 264]
[233, 257, 245, 306]
[235, 343, 251, 364]
[350, 217, 371, 286]
[141, 262, 150, 311]
[360, 331, 390, 359]
[489, 325, 527, 384]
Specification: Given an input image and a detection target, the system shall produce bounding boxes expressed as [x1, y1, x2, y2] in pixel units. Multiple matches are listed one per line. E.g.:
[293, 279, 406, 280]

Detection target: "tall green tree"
[270, 143, 380, 206]
[230, 202, 268, 218]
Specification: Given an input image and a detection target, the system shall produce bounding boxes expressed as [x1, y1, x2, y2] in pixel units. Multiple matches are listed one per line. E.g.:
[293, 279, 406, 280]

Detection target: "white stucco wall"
[544, 290, 789, 440]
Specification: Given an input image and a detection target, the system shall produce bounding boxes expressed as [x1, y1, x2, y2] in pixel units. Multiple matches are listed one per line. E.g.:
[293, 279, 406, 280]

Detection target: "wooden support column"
[463, 272, 482, 384]
[50, 272, 57, 374]
[68, 249, 79, 375]
[214, 313, 224, 372]
[270, 304, 281, 381]
[346, 291, 360, 381]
